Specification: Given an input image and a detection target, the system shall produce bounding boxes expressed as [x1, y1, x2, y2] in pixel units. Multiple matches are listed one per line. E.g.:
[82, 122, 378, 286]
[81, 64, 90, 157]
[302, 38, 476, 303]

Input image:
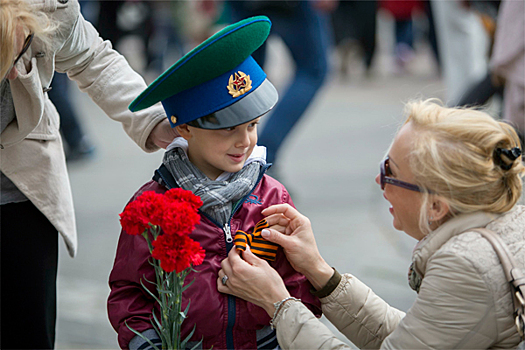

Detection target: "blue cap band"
[163, 56, 267, 127]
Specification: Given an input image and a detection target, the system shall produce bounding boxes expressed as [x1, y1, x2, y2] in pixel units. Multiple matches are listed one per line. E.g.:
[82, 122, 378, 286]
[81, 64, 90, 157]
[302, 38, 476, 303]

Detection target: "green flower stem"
[139, 224, 193, 349]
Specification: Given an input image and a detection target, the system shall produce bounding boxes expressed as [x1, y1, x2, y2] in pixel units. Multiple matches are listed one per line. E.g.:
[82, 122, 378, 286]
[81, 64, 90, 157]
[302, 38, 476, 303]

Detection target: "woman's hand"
[261, 204, 333, 290]
[146, 119, 180, 150]
[217, 246, 290, 317]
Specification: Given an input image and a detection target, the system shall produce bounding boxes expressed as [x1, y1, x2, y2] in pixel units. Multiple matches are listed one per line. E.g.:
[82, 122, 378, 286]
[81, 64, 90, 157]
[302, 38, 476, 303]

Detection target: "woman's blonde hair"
[402, 99, 524, 232]
[1, 0, 54, 79]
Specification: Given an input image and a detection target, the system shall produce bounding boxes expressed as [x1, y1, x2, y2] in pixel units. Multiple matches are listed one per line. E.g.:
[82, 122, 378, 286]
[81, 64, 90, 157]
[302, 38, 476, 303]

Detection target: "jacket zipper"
[223, 223, 233, 243]
[224, 164, 270, 349]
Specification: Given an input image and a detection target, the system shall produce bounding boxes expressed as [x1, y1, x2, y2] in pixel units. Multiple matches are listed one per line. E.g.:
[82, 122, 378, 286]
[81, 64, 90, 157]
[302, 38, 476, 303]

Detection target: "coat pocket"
[26, 97, 60, 141]
[16, 58, 60, 141]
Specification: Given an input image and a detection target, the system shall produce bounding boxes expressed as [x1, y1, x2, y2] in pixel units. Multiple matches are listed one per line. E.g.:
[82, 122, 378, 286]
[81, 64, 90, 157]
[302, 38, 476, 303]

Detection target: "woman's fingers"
[261, 228, 295, 249]
[264, 213, 290, 228]
[217, 246, 290, 315]
[262, 204, 301, 220]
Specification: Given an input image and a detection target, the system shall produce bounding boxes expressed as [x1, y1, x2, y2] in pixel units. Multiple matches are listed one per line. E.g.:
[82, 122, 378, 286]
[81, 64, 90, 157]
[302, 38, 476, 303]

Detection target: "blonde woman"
[218, 100, 525, 349]
[1, 0, 177, 347]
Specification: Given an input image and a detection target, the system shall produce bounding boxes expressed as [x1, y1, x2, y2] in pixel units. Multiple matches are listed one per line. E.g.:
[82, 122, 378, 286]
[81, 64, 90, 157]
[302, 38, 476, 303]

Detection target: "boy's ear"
[176, 124, 192, 140]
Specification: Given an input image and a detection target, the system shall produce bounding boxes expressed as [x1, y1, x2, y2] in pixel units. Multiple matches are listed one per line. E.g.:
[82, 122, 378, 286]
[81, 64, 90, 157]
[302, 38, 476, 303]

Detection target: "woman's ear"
[176, 124, 192, 141]
[428, 197, 450, 223]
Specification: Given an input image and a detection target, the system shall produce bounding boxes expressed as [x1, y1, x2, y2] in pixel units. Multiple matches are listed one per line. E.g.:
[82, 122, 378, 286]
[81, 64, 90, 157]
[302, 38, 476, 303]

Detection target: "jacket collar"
[1, 58, 45, 148]
[26, 0, 69, 12]
[412, 210, 500, 277]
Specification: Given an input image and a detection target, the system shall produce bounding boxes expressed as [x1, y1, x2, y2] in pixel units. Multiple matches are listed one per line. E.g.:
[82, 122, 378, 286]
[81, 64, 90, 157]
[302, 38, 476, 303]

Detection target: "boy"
[107, 16, 321, 350]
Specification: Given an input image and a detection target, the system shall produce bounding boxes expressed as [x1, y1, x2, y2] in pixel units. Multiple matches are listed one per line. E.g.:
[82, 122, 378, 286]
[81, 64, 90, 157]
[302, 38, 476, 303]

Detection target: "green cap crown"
[129, 16, 272, 112]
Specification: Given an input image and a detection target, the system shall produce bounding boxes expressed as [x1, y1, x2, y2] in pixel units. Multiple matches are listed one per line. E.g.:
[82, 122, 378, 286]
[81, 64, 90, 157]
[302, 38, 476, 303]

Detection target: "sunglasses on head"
[3, 33, 34, 81]
[380, 157, 426, 193]
[14, 33, 34, 67]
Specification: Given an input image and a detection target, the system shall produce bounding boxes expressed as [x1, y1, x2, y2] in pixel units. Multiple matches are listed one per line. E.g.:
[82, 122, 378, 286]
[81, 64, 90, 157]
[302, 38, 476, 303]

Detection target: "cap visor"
[188, 79, 278, 129]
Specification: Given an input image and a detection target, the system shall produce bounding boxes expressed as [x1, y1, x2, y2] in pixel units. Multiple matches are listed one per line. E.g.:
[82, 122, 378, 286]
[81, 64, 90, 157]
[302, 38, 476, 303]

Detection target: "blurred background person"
[380, 0, 422, 72]
[489, 0, 525, 145]
[226, 0, 336, 176]
[454, 1, 502, 110]
[379, 0, 439, 75]
[431, 0, 490, 105]
[331, 0, 378, 78]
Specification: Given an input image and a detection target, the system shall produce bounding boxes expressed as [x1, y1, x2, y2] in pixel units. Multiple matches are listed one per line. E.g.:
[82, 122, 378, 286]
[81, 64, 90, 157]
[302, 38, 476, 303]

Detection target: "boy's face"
[180, 118, 261, 180]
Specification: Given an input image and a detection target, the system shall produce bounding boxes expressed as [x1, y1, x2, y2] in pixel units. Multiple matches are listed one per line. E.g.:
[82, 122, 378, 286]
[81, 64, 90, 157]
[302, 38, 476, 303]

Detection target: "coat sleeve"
[381, 252, 496, 349]
[274, 274, 405, 350]
[275, 252, 497, 350]
[53, 0, 165, 152]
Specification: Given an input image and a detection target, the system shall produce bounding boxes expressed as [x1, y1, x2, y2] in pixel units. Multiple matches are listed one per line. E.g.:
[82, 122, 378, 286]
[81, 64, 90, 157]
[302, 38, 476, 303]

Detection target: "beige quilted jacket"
[274, 206, 525, 349]
[0, 0, 166, 257]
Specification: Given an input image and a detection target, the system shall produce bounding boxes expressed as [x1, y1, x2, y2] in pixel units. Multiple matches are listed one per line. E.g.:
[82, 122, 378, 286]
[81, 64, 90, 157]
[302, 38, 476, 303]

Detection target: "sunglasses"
[14, 33, 34, 67]
[3, 33, 34, 81]
[380, 157, 425, 193]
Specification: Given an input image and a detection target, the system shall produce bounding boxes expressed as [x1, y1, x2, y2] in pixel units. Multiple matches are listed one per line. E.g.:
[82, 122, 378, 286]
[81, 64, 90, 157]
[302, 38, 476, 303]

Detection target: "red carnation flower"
[134, 191, 167, 227]
[119, 191, 167, 235]
[161, 202, 201, 236]
[119, 201, 149, 235]
[164, 188, 203, 211]
[152, 234, 205, 273]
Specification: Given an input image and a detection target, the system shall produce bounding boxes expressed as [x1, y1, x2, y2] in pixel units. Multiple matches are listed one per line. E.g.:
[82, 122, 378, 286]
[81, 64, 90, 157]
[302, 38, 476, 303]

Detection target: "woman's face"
[375, 122, 425, 240]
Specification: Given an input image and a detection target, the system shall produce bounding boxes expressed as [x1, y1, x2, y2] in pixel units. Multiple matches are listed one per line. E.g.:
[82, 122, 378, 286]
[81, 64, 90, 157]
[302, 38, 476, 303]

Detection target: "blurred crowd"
[58, 0, 523, 166]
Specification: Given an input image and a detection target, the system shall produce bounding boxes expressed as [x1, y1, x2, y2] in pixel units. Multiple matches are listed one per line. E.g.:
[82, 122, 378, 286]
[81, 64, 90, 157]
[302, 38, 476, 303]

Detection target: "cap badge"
[227, 71, 252, 98]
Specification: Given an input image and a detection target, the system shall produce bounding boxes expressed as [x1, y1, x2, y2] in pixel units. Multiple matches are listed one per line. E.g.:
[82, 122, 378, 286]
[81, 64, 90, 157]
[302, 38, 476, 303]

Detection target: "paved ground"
[53, 14, 512, 349]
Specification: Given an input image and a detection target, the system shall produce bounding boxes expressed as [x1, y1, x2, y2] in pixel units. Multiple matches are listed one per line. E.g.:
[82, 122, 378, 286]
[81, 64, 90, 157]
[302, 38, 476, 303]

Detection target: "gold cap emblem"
[170, 115, 177, 124]
[227, 71, 252, 98]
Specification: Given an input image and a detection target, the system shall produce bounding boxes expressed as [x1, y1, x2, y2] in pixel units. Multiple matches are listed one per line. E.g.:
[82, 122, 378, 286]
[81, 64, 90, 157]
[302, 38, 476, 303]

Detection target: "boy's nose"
[236, 130, 251, 148]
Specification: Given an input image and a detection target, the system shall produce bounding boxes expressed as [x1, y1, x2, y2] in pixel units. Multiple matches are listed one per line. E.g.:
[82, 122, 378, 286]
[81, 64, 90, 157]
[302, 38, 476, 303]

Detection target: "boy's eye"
[249, 121, 259, 128]
[224, 126, 235, 131]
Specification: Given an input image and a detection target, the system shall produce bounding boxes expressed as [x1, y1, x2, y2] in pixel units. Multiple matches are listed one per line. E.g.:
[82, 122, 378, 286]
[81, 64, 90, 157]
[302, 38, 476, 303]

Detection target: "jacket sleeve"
[53, 0, 165, 152]
[274, 274, 405, 350]
[108, 228, 161, 349]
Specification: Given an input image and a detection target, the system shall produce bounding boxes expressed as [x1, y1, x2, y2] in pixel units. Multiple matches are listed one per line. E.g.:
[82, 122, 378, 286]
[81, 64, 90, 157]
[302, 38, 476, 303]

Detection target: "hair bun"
[494, 147, 522, 171]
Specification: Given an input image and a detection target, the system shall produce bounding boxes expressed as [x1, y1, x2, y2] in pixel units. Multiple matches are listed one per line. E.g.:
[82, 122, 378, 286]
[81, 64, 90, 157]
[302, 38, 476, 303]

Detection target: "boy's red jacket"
[108, 174, 322, 349]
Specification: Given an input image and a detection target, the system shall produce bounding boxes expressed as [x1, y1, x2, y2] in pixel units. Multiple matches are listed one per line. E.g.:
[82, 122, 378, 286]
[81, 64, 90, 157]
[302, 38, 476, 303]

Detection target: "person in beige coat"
[217, 100, 525, 349]
[0, 0, 177, 347]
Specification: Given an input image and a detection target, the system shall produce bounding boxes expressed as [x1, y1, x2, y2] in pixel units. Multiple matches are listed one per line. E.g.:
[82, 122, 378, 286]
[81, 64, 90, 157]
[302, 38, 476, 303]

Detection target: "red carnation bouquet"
[119, 188, 205, 349]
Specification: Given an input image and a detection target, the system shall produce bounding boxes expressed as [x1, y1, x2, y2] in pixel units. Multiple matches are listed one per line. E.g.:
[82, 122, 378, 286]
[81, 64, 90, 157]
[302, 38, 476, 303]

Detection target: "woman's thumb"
[243, 245, 261, 264]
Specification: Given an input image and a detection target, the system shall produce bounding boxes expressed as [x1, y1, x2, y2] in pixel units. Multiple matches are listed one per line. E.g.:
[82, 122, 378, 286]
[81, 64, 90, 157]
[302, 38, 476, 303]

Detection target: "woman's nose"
[375, 173, 381, 186]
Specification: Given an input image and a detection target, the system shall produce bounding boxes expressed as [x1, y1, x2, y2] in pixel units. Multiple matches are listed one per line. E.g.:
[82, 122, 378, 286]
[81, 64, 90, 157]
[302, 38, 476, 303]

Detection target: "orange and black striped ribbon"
[234, 219, 279, 261]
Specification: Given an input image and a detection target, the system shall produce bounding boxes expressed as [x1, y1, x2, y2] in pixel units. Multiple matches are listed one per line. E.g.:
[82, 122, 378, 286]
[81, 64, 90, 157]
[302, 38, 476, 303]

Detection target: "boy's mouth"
[227, 153, 245, 163]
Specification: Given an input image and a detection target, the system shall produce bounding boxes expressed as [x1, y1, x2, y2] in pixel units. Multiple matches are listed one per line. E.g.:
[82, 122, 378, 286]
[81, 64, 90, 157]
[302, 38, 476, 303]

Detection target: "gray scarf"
[163, 147, 262, 225]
